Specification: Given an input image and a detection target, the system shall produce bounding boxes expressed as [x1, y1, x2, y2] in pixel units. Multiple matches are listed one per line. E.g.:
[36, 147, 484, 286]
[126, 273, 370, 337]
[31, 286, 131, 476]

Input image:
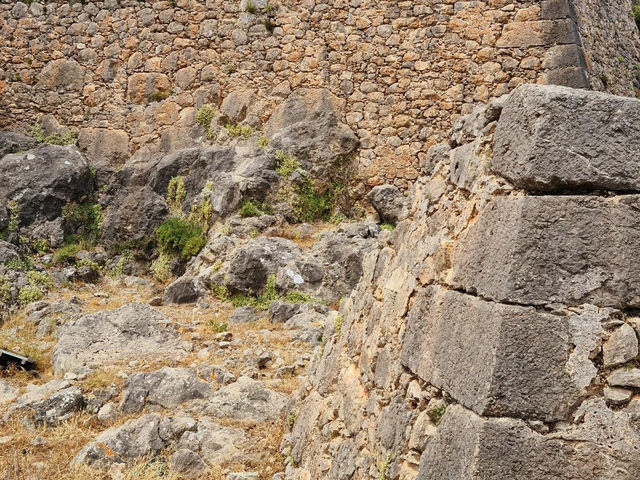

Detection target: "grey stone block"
[449, 195, 640, 308]
[493, 84, 640, 192]
[543, 67, 589, 89]
[418, 405, 636, 480]
[401, 287, 587, 422]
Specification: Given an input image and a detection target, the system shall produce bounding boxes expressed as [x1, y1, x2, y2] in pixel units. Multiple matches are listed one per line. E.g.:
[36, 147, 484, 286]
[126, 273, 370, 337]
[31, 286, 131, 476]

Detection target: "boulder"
[37, 59, 85, 92]
[52, 303, 189, 374]
[30, 386, 84, 426]
[120, 367, 211, 413]
[366, 184, 408, 224]
[264, 88, 359, 180]
[77, 128, 130, 173]
[196, 417, 246, 464]
[171, 449, 208, 478]
[0, 241, 19, 264]
[225, 237, 301, 295]
[74, 414, 193, 466]
[230, 306, 257, 324]
[0, 131, 36, 158]
[450, 195, 640, 308]
[163, 276, 207, 304]
[204, 376, 288, 422]
[0, 144, 93, 233]
[493, 84, 640, 192]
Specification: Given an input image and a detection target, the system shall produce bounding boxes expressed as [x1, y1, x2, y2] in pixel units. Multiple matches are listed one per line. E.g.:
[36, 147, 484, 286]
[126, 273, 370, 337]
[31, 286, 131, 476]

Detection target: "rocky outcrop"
[0, 143, 93, 238]
[285, 84, 640, 480]
[52, 303, 190, 374]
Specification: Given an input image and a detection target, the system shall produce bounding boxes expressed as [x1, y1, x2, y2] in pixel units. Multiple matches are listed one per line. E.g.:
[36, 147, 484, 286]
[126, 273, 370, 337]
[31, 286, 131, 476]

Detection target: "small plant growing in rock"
[210, 283, 231, 301]
[225, 123, 252, 138]
[275, 150, 301, 177]
[18, 286, 43, 305]
[634, 5, 640, 29]
[264, 4, 275, 12]
[380, 223, 395, 231]
[196, 106, 217, 139]
[287, 410, 296, 429]
[31, 123, 76, 146]
[7, 200, 20, 233]
[0, 276, 10, 304]
[30, 238, 49, 254]
[378, 452, 391, 480]
[147, 89, 171, 103]
[283, 290, 313, 304]
[257, 136, 269, 149]
[166, 176, 187, 217]
[107, 250, 133, 279]
[334, 315, 344, 336]
[5, 256, 34, 272]
[427, 404, 447, 426]
[26, 271, 52, 289]
[62, 202, 102, 245]
[209, 320, 228, 333]
[244, 1, 258, 13]
[239, 199, 262, 218]
[151, 253, 173, 282]
[76, 258, 101, 274]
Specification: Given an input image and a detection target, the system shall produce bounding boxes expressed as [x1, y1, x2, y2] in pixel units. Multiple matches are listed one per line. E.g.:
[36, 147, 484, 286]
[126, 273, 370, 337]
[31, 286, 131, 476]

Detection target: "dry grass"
[267, 222, 335, 250]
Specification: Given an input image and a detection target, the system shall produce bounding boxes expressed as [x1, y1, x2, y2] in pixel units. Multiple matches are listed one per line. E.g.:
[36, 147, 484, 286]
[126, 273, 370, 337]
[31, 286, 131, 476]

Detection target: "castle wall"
[0, 0, 595, 189]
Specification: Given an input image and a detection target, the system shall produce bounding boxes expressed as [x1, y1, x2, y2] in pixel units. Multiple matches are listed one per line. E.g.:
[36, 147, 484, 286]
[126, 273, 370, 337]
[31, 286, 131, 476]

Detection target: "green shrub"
[196, 106, 216, 128]
[156, 217, 207, 260]
[27, 271, 52, 289]
[211, 283, 231, 301]
[0, 276, 10, 304]
[257, 136, 269, 149]
[275, 151, 301, 177]
[292, 177, 336, 223]
[188, 197, 214, 232]
[634, 5, 640, 29]
[244, 1, 258, 13]
[18, 286, 43, 305]
[283, 290, 313, 304]
[30, 238, 49, 254]
[62, 202, 102, 245]
[5, 256, 34, 272]
[239, 199, 262, 218]
[334, 315, 344, 336]
[380, 223, 395, 231]
[53, 243, 80, 265]
[76, 259, 101, 273]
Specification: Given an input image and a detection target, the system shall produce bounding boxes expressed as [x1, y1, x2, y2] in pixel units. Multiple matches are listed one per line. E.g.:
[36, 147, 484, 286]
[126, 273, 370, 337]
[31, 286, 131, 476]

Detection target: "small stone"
[604, 386, 633, 406]
[603, 324, 638, 367]
[607, 368, 640, 388]
[171, 449, 208, 477]
[149, 297, 163, 306]
[97, 403, 118, 424]
[227, 473, 259, 480]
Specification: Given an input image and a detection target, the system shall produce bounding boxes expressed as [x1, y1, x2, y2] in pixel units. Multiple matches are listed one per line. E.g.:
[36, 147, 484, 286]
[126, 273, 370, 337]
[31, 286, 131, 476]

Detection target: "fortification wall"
[0, 0, 591, 189]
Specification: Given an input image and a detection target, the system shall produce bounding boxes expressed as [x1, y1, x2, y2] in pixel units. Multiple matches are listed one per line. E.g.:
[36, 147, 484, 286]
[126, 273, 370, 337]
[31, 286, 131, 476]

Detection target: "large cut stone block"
[449, 195, 640, 308]
[401, 287, 590, 422]
[418, 405, 637, 480]
[496, 19, 578, 48]
[493, 85, 640, 192]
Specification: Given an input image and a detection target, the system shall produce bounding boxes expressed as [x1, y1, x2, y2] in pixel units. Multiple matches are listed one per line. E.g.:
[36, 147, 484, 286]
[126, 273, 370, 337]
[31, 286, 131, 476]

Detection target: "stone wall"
[571, 0, 640, 96]
[284, 85, 640, 480]
[1, 0, 593, 189]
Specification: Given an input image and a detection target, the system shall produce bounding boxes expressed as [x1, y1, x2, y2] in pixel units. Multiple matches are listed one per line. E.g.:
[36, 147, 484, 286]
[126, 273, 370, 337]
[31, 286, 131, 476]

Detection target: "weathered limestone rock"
[77, 128, 130, 171]
[0, 131, 36, 158]
[264, 89, 359, 179]
[607, 368, 640, 388]
[418, 404, 640, 480]
[401, 287, 592, 422]
[52, 303, 189, 374]
[120, 367, 211, 414]
[163, 277, 207, 304]
[366, 184, 407, 225]
[449, 195, 640, 308]
[0, 144, 93, 232]
[493, 85, 640, 192]
[74, 414, 193, 466]
[204, 376, 288, 422]
[602, 323, 638, 368]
